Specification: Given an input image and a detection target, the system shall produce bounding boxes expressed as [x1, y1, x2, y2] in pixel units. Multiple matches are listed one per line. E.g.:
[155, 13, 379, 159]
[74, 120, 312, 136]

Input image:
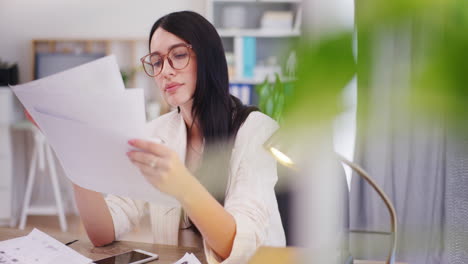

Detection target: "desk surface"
[1, 228, 408, 264]
[248, 247, 408, 264]
[0, 227, 206, 264]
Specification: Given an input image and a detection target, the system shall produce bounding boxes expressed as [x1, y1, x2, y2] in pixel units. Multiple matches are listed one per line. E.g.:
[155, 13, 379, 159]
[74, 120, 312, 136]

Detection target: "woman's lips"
[165, 83, 182, 93]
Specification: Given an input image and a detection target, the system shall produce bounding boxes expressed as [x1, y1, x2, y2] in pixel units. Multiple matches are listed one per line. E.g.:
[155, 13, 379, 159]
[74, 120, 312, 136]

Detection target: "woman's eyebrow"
[151, 43, 187, 54]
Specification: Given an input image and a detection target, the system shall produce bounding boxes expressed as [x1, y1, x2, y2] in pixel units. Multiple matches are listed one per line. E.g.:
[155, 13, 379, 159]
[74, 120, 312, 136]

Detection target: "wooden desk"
[248, 247, 408, 264]
[2, 228, 408, 264]
[0, 227, 206, 264]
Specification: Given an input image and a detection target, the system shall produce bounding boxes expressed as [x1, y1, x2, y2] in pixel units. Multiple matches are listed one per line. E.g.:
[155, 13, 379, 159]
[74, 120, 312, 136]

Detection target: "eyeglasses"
[140, 43, 193, 77]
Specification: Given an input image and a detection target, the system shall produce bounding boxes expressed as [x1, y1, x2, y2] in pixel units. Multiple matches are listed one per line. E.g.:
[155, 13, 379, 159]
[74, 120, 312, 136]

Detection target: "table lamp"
[264, 131, 397, 264]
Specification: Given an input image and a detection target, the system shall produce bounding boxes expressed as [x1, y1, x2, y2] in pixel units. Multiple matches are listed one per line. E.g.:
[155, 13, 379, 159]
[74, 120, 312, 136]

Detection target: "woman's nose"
[160, 58, 176, 77]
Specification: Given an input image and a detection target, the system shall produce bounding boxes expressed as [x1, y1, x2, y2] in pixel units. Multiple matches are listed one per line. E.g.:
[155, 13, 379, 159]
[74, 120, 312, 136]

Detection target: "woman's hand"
[128, 140, 236, 260]
[127, 139, 193, 200]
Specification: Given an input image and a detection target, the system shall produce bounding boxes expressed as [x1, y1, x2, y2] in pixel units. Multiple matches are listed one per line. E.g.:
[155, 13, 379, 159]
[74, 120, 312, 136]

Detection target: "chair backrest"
[275, 159, 350, 250]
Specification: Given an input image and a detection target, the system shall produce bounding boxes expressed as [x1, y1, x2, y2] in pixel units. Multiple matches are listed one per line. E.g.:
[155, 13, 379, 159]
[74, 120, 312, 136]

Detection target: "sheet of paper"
[32, 108, 178, 205]
[0, 228, 92, 264]
[11, 55, 124, 94]
[173, 252, 202, 264]
[10, 55, 179, 206]
[13, 89, 146, 136]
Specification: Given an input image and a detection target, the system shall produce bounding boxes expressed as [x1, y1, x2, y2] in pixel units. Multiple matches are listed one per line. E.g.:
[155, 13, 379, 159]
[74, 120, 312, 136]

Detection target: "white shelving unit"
[210, 0, 302, 4]
[217, 28, 301, 38]
[207, 0, 302, 86]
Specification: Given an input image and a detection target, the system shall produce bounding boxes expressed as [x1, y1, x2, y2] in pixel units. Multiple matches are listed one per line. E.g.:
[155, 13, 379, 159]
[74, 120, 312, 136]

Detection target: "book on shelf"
[242, 37, 256, 78]
[229, 83, 252, 105]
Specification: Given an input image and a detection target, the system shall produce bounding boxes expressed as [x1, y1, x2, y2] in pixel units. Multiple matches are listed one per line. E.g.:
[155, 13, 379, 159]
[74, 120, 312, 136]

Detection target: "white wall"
[303, 0, 354, 36]
[0, 0, 206, 83]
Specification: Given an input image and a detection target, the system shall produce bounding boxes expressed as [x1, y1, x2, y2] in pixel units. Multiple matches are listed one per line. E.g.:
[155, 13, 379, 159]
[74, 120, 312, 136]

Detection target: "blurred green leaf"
[355, 0, 468, 133]
[282, 32, 356, 130]
[258, 0, 467, 134]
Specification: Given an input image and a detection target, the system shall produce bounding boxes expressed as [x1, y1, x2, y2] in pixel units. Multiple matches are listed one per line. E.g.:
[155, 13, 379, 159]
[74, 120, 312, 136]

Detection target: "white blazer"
[105, 110, 286, 264]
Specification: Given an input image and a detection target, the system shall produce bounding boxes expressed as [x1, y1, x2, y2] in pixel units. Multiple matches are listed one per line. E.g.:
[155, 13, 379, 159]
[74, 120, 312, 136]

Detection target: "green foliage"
[282, 33, 356, 130]
[257, 0, 467, 132]
[255, 73, 292, 123]
[120, 65, 143, 87]
[255, 32, 355, 130]
[357, 0, 468, 129]
[409, 0, 468, 125]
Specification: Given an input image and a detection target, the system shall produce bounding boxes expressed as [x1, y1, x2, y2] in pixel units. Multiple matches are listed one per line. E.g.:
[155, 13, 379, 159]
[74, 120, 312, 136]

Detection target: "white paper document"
[0, 229, 92, 264]
[10, 55, 179, 206]
[174, 252, 202, 264]
[12, 55, 125, 94]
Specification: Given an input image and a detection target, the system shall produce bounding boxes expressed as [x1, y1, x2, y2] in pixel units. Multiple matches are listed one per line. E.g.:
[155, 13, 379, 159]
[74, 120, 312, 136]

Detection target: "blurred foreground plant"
[277, 0, 467, 133]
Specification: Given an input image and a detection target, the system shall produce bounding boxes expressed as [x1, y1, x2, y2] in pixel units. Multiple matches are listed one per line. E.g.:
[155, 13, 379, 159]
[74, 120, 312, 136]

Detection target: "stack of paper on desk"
[174, 252, 202, 264]
[11, 55, 179, 206]
[0, 228, 92, 264]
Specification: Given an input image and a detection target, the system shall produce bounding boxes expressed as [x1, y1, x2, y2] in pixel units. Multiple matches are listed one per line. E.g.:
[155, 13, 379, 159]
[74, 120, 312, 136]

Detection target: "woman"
[74, 11, 285, 263]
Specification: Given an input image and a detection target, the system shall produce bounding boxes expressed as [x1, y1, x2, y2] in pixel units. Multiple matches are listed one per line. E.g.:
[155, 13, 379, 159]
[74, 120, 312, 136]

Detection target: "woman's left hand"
[127, 139, 193, 200]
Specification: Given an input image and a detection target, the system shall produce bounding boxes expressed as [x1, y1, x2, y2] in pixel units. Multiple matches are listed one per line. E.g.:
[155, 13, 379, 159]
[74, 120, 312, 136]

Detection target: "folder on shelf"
[243, 37, 256, 78]
[229, 83, 252, 105]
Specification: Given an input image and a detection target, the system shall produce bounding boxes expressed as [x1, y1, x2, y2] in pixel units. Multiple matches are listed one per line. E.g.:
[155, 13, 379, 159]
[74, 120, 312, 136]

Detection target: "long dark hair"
[149, 11, 258, 201]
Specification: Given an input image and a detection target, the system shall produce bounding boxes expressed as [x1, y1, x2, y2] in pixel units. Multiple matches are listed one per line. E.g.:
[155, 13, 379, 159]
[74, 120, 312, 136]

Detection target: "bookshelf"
[207, 0, 301, 104]
[32, 39, 144, 87]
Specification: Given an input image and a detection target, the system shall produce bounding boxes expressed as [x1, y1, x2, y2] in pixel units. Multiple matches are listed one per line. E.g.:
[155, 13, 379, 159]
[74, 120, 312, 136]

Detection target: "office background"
[0, 0, 205, 84]
[2, 1, 467, 264]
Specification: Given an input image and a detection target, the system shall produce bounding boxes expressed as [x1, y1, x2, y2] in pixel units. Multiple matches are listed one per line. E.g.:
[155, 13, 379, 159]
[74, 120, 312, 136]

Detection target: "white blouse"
[105, 110, 286, 264]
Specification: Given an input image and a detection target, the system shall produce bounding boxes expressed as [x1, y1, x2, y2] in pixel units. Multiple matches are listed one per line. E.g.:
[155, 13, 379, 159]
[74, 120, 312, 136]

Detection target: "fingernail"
[128, 139, 135, 145]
